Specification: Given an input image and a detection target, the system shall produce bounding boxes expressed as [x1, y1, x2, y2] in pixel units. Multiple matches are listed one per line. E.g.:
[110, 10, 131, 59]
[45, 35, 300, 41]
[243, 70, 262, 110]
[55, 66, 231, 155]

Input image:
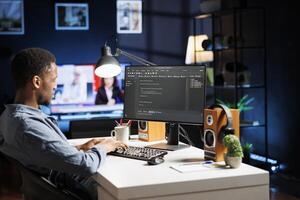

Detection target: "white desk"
[71, 138, 269, 200]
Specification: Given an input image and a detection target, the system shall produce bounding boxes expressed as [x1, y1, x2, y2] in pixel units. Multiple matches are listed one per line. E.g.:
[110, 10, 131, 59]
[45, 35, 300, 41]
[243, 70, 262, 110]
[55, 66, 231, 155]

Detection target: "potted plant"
[223, 134, 243, 168]
[216, 94, 255, 113]
[217, 94, 258, 125]
[242, 143, 253, 164]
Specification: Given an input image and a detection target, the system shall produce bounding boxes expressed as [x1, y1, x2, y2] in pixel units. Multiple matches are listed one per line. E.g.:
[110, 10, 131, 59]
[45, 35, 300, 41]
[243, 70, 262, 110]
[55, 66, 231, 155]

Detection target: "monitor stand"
[145, 123, 190, 151]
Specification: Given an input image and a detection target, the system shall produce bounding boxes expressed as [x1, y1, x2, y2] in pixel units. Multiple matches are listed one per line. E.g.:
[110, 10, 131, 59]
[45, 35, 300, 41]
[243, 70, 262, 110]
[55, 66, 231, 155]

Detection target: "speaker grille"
[204, 129, 215, 148]
[138, 121, 147, 131]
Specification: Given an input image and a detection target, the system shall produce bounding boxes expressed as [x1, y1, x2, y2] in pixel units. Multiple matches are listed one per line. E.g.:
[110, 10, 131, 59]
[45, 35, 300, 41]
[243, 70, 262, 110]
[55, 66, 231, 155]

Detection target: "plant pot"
[224, 154, 242, 168]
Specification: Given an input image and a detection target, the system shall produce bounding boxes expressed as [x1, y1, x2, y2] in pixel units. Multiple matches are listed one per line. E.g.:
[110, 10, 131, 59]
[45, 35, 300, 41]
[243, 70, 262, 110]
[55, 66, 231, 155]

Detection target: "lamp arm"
[116, 48, 157, 66]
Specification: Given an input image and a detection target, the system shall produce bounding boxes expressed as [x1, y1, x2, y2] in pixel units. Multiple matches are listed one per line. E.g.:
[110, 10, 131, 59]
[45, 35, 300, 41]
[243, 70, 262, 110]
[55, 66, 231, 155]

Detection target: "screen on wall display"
[52, 64, 95, 105]
[50, 63, 130, 115]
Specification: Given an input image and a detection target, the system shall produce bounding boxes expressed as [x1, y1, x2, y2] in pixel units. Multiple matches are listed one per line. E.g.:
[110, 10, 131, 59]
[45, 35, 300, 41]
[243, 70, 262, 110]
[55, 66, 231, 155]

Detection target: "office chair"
[4, 155, 84, 200]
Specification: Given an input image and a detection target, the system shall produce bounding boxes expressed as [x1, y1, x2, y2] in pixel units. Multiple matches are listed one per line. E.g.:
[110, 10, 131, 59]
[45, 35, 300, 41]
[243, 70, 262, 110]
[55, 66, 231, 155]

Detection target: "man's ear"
[32, 75, 41, 89]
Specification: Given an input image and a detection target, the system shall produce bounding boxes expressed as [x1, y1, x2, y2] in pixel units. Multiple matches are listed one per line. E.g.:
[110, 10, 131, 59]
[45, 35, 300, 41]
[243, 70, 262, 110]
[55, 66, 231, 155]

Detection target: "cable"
[178, 124, 194, 146]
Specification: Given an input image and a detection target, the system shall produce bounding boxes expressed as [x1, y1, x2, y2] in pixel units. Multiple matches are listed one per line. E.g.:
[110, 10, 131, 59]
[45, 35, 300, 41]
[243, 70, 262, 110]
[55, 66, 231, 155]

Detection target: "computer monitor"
[124, 65, 206, 150]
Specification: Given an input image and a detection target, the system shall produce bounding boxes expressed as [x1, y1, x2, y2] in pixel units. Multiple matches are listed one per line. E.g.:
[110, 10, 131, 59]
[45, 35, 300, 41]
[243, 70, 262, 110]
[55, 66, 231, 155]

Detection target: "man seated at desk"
[0, 48, 127, 200]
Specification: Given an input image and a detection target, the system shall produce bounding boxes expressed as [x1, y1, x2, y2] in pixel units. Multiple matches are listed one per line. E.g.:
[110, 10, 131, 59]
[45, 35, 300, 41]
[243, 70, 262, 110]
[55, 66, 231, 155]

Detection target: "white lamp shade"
[185, 35, 213, 64]
[95, 47, 122, 78]
[95, 64, 122, 78]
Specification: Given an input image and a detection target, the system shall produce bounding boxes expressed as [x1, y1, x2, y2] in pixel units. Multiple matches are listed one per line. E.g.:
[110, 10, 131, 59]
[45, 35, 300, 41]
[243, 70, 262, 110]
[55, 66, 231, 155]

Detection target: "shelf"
[194, 7, 265, 19]
[208, 84, 265, 89]
[249, 153, 279, 172]
[194, 7, 268, 166]
[195, 46, 265, 52]
[213, 46, 265, 51]
[240, 120, 265, 128]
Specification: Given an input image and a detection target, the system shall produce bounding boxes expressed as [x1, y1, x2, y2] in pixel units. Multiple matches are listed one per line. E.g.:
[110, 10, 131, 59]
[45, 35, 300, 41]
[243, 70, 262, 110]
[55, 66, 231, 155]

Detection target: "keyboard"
[109, 146, 168, 162]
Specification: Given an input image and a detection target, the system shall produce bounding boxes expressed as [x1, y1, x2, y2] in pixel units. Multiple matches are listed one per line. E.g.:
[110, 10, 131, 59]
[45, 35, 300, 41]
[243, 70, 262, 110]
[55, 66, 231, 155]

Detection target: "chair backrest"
[4, 155, 82, 200]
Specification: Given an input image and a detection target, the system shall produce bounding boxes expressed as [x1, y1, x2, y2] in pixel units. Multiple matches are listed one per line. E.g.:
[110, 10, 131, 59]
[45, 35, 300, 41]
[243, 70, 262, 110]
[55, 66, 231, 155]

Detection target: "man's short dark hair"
[11, 48, 56, 90]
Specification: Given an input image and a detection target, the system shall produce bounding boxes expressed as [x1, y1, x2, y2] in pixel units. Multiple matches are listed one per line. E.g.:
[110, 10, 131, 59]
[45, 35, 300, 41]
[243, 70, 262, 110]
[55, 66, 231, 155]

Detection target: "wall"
[117, 0, 195, 65]
[264, 0, 300, 177]
[0, 0, 116, 105]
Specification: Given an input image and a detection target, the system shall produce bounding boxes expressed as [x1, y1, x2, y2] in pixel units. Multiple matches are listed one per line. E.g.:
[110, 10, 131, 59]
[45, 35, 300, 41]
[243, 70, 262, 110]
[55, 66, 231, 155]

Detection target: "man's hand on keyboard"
[75, 138, 104, 151]
[98, 138, 128, 153]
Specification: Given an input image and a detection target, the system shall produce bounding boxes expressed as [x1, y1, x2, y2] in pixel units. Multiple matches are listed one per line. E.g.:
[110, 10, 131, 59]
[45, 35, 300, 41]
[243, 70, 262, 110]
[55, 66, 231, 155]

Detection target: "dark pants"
[49, 171, 98, 200]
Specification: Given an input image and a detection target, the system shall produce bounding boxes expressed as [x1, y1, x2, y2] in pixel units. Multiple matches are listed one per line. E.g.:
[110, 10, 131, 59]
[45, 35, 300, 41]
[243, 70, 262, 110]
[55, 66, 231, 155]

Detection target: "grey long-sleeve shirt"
[0, 104, 106, 177]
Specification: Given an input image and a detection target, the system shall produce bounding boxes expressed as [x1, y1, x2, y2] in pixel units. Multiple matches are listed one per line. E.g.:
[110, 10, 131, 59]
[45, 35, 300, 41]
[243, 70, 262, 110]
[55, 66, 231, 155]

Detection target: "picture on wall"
[117, 0, 142, 34]
[55, 3, 89, 30]
[0, 0, 24, 35]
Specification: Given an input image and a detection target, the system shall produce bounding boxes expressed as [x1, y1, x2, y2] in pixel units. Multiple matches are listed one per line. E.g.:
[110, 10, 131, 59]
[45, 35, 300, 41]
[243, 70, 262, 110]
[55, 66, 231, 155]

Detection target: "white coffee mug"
[111, 126, 130, 144]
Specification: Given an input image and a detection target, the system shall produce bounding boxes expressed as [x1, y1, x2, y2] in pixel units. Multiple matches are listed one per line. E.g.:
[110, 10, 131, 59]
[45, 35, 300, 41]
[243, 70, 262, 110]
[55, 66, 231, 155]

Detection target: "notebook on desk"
[170, 161, 223, 173]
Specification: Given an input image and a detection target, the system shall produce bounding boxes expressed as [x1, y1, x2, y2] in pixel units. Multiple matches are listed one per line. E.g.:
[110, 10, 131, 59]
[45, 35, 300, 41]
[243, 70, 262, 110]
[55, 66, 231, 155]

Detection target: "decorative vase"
[224, 154, 242, 168]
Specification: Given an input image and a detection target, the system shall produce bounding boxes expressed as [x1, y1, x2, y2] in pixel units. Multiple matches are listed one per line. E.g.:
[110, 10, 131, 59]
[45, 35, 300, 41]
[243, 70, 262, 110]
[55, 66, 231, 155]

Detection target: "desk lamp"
[185, 34, 213, 65]
[95, 43, 156, 78]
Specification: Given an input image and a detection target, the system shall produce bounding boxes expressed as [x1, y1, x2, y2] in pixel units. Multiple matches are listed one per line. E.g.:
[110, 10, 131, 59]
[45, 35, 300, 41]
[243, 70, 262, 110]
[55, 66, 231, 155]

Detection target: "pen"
[127, 120, 132, 126]
[120, 118, 123, 125]
[115, 120, 121, 126]
[180, 161, 213, 166]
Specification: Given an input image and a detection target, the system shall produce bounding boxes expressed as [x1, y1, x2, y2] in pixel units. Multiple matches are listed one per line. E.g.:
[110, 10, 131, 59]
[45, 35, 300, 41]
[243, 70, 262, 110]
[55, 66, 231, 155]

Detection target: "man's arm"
[19, 119, 124, 177]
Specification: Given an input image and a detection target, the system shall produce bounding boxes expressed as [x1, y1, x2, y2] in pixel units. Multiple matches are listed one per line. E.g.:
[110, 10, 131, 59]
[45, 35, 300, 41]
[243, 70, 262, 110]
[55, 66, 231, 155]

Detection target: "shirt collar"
[5, 104, 49, 118]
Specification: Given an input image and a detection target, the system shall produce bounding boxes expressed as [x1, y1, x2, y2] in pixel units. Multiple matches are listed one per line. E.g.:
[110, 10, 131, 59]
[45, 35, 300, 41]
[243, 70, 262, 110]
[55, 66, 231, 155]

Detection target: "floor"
[1, 156, 300, 200]
[270, 172, 300, 199]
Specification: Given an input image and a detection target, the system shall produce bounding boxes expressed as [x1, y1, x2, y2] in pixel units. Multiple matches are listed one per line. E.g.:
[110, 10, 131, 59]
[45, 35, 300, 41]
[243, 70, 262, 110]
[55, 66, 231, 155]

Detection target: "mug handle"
[111, 130, 116, 138]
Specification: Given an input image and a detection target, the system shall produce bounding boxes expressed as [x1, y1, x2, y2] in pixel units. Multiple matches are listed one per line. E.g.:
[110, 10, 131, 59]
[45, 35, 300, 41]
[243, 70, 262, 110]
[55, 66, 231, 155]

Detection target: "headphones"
[209, 104, 235, 137]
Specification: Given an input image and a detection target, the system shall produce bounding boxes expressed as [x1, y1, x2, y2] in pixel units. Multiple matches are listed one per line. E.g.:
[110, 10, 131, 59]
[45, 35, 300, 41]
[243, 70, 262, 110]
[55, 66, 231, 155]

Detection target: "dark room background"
[1, 0, 300, 178]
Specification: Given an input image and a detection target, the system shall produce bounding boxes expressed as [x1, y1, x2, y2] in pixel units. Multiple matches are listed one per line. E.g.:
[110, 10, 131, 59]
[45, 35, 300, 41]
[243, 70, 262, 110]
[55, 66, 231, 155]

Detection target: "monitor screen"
[124, 65, 206, 124]
[124, 65, 205, 150]
[50, 63, 130, 115]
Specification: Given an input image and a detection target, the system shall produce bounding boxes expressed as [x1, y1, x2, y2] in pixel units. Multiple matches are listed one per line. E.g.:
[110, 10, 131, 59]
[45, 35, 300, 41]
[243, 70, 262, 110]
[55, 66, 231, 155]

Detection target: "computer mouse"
[147, 157, 164, 165]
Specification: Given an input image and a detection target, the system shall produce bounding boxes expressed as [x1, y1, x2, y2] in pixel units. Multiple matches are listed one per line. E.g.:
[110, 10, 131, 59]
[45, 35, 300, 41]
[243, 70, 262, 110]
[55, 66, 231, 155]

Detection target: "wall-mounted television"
[50, 63, 130, 115]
